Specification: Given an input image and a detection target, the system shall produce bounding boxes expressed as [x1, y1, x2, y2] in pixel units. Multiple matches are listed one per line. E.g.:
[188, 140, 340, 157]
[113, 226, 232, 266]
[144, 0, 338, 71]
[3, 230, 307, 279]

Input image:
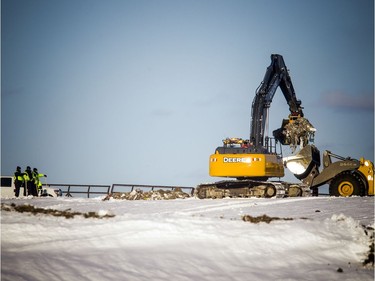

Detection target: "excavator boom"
[250, 54, 315, 149]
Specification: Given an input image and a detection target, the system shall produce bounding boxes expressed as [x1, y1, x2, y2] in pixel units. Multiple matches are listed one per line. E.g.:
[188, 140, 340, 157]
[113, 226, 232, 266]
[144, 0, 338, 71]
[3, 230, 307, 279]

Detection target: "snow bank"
[1, 197, 374, 281]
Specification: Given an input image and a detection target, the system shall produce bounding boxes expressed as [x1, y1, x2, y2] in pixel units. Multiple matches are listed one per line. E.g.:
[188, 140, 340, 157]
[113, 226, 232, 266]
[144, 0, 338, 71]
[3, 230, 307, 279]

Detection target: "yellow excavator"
[196, 54, 374, 198]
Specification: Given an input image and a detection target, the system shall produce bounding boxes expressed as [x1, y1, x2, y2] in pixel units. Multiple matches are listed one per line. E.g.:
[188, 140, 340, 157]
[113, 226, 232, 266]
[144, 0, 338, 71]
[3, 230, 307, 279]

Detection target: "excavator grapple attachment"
[273, 116, 316, 149]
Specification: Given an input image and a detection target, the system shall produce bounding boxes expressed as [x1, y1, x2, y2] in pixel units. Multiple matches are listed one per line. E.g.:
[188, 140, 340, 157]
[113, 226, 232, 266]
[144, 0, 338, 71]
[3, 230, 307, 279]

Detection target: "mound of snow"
[1, 196, 373, 281]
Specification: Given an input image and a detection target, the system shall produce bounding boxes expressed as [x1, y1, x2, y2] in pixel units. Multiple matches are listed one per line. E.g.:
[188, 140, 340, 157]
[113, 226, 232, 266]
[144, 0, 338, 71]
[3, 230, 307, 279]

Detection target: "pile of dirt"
[103, 187, 191, 200]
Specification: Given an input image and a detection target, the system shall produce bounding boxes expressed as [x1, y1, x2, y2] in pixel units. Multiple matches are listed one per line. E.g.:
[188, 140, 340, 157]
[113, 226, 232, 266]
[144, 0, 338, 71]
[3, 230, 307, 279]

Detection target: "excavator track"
[195, 179, 311, 199]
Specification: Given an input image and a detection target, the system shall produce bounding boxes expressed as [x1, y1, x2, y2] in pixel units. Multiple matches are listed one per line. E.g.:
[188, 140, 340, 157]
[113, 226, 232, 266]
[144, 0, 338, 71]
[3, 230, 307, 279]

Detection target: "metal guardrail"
[45, 184, 111, 198]
[44, 183, 327, 198]
[45, 183, 195, 198]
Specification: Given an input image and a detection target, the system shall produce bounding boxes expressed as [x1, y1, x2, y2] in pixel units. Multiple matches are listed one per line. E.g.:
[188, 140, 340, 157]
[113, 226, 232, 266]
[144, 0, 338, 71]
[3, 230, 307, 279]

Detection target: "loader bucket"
[283, 144, 321, 180]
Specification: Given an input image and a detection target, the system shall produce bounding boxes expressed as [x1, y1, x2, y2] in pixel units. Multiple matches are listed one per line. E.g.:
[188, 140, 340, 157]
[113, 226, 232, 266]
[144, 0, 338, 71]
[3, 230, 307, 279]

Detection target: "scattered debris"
[103, 188, 191, 201]
[282, 116, 316, 150]
[1, 203, 115, 219]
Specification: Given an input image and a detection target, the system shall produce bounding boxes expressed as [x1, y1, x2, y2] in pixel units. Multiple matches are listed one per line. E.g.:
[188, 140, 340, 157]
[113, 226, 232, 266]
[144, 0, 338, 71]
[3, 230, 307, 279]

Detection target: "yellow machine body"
[209, 151, 284, 178]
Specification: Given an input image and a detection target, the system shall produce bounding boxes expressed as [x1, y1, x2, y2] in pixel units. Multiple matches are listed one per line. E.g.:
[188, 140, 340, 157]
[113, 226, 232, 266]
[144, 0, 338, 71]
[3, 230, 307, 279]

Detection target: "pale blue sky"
[1, 0, 374, 187]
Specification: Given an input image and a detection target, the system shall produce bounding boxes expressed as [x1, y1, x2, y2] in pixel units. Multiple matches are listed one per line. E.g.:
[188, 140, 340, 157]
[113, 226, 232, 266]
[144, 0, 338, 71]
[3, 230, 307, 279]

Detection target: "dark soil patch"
[242, 214, 308, 224]
[1, 203, 115, 219]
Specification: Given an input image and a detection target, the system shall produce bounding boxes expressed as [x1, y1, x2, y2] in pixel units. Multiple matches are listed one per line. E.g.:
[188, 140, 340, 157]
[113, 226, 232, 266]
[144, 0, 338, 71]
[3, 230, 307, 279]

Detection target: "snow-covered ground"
[1, 196, 374, 281]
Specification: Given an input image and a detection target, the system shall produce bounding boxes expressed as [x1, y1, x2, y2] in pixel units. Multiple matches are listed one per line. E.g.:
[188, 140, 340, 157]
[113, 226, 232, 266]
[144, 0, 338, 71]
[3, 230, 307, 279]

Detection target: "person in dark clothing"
[24, 166, 36, 196]
[13, 166, 25, 197]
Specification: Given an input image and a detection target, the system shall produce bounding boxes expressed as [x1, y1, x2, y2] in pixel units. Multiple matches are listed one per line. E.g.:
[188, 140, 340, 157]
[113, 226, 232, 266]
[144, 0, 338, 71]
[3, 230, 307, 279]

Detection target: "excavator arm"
[250, 54, 315, 149]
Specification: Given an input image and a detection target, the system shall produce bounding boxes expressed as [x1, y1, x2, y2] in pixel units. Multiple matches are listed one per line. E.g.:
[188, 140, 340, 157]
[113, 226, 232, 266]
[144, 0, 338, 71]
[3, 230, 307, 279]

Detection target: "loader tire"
[329, 172, 364, 197]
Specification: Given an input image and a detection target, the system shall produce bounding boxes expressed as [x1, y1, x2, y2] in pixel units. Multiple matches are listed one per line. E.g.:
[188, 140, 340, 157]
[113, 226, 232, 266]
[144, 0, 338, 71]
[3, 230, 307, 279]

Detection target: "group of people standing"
[13, 166, 47, 197]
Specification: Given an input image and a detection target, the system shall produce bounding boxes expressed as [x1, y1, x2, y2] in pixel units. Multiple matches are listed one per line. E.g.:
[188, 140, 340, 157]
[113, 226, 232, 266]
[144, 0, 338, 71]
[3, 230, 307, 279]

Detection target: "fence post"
[66, 186, 72, 197]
